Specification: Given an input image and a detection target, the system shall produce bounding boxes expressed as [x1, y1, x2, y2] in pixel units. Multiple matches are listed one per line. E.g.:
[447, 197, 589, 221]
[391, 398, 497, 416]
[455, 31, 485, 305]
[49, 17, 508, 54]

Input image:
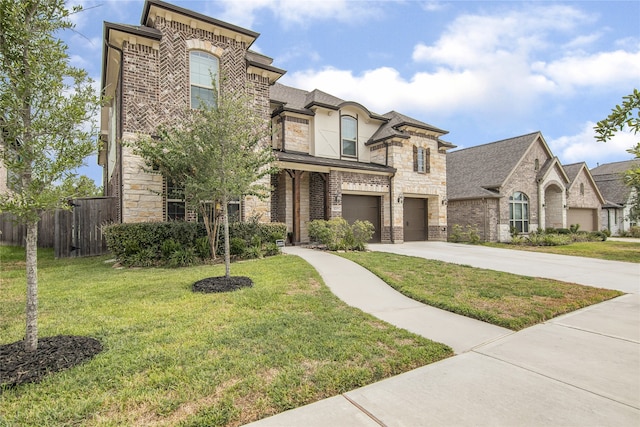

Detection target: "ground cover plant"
[0, 246, 452, 426]
[340, 252, 623, 330]
[484, 240, 640, 263]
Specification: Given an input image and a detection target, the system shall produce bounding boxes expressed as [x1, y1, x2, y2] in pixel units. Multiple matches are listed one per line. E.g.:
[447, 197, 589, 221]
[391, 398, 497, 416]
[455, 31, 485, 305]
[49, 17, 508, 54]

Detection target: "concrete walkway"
[246, 243, 640, 426]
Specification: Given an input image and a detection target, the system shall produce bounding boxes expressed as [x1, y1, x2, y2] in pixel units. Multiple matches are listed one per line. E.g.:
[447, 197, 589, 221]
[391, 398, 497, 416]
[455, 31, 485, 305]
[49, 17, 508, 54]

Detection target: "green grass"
[484, 240, 640, 263]
[0, 247, 452, 426]
[339, 252, 623, 331]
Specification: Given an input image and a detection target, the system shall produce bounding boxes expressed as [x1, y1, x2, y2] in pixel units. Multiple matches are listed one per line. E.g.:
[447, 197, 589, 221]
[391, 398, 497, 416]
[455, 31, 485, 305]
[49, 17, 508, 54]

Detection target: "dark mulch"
[192, 276, 254, 293]
[0, 335, 102, 390]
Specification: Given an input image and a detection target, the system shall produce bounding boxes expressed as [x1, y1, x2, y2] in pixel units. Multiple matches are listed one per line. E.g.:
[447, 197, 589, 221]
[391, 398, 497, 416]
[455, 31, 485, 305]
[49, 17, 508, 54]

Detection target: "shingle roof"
[590, 159, 640, 176]
[275, 151, 396, 174]
[270, 84, 451, 147]
[447, 132, 542, 199]
[562, 162, 583, 184]
[591, 160, 638, 206]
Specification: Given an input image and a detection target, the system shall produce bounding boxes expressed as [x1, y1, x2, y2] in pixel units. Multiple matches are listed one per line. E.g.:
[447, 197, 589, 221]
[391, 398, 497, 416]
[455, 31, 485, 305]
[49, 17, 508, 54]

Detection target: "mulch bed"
[192, 276, 254, 293]
[0, 335, 102, 390]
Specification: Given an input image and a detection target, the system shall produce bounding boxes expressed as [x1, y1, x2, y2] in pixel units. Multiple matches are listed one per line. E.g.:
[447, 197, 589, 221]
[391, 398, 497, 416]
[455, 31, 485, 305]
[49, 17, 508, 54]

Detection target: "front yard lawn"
[340, 252, 623, 331]
[484, 240, 640, 263]
[0, 247, 452, 426]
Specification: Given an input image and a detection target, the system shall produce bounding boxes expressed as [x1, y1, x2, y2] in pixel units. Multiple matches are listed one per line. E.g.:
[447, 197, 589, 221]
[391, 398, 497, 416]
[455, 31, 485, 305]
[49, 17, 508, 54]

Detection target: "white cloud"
[215, 0, 386, 29]
[284, 4, 638, 124]
[532, 50, 640, 90]
[548, 122, 637, 168]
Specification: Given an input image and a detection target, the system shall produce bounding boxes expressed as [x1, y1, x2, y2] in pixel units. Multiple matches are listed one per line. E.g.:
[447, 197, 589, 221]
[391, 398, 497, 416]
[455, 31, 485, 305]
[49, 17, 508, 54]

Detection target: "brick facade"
[106, 5, 274, 224]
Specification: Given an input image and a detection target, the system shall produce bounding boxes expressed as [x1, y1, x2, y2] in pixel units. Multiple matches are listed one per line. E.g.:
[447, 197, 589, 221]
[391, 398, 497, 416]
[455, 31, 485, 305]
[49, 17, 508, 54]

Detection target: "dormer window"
[190, 51, 219, 109]
[341, 115, 357, 157]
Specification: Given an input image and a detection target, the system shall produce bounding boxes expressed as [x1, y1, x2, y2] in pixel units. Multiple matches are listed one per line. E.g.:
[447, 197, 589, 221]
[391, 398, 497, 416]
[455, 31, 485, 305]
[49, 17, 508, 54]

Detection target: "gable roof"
[447, 131, 545, 200]
[563, 162, 605, 204]
[591, 160, 639, 205]
[368, 111, 453, 148]
[270, 83, 453, 149]
[141, 0, 259, 44]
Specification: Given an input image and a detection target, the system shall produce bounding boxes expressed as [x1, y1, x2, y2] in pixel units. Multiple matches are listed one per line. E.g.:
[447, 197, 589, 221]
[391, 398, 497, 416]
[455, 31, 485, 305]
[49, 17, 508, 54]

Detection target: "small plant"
[569, 223, 581, 234]
[168, 247, 198, 268]
[466, 225, 481, 244]
[229, 237, 246, 256]
[449, 224, 464, 243]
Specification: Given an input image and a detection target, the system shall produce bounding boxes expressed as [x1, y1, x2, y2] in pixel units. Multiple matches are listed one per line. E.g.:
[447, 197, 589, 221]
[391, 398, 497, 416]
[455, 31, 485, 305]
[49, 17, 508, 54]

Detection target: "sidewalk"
[245, 244, 640, 426]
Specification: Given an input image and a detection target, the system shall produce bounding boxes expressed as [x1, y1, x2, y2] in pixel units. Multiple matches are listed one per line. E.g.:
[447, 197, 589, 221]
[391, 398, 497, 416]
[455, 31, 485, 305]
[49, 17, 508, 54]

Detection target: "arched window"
[341, 115, 357, 157]
[190, 51, 219, 109]
[509, 191, 529, 233]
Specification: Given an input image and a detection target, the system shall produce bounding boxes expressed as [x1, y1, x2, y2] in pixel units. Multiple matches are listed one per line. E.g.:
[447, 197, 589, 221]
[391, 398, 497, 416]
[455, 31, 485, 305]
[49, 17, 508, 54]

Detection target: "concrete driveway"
[247, 243, 640, 426]
[369, 241, 640, 294]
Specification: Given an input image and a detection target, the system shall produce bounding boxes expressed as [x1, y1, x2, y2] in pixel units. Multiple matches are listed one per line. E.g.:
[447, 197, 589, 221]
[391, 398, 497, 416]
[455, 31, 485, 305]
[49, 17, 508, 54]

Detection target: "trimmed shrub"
[308, 218, 374, 251]
[104, 220, 287, 267]
[630, 226, 640, 238]
[448, 223, 481, 244]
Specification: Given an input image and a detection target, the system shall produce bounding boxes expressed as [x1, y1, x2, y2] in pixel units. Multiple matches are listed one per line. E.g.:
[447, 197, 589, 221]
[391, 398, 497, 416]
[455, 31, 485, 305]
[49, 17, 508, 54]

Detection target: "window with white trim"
[509, 191, 529, 233]
[166, 178, 186, 221]
[341, 115, 357, 157]
[190, 51, 219, 109]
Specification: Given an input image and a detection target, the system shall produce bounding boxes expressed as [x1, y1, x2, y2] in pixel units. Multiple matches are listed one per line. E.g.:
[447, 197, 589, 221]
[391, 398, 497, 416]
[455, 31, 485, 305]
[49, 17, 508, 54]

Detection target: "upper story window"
[341, 115, 357, 157]
[190, 51, 219, 109]
[579, 183, 585, 195]
[413, 146, 430, 173]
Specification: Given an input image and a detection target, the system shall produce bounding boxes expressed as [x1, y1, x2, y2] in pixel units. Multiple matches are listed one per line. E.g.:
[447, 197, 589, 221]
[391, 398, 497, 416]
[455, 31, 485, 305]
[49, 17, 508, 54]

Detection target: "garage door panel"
[567, 208, 597, 232]
[342, 195, 381, 243]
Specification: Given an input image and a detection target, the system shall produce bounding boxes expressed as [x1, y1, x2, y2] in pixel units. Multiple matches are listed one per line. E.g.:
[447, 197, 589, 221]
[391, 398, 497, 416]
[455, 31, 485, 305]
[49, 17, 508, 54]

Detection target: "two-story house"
[100, 0, 454, 244]
[269, 84, 454, 243]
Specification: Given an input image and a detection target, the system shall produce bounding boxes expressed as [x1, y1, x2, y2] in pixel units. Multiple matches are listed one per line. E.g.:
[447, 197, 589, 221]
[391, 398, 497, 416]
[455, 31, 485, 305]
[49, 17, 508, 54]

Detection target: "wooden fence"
[0, 197, 117, 258]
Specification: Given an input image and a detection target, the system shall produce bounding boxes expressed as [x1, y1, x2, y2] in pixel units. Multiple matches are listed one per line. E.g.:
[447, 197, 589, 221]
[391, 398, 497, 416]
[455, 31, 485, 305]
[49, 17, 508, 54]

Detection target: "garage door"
[567, 208, 597, 231]
[404, 198, 427, 241]
[342, 195, 381, 242]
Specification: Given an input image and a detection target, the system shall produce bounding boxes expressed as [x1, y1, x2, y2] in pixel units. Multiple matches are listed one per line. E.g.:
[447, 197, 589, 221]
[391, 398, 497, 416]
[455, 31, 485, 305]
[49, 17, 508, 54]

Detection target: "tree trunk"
[25, 219, 39, 352]
[223, 196, 231, 278]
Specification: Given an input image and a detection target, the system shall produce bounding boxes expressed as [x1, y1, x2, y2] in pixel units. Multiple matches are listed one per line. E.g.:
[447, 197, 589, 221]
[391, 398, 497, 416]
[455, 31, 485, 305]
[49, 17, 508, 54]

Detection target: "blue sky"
[65, 0, 640, 186]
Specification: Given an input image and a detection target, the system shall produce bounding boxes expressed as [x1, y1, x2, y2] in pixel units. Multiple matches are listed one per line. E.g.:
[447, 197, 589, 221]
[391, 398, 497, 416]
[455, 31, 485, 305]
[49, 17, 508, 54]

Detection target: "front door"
[404, 198, 427, 241]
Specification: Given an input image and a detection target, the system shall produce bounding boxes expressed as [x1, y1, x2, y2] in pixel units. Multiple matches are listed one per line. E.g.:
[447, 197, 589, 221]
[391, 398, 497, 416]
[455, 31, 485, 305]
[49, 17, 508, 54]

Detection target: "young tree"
[595, 89, 640, 221]
[134, 86, 276, 278]
[0, 0, 99, 351]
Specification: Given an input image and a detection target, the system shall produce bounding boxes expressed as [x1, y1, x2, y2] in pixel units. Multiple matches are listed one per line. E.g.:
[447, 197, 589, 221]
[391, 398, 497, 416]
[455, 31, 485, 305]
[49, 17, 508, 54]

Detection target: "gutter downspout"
[105, 40, 124, 223]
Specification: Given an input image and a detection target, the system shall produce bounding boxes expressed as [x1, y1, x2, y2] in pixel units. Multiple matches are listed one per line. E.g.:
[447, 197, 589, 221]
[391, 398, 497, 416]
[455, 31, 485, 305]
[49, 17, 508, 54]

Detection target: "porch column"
[286, 169, 304, 244]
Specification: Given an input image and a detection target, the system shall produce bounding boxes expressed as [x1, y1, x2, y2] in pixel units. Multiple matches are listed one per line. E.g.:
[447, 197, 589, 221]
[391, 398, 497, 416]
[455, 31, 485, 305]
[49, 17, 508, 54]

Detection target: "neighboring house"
[446, 131, 602, 242]
[562, 162, 605, 231]
[591, 160, 639, 235]
[100, 0, 454, 243]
